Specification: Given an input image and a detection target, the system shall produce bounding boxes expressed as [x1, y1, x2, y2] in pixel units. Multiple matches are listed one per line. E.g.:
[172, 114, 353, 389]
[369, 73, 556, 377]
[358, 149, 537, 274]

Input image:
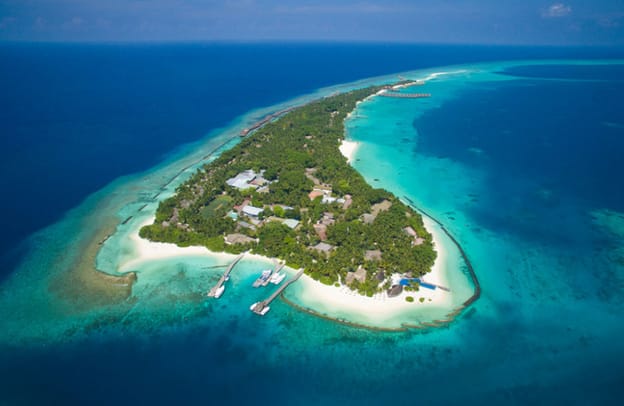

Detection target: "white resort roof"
[226, 170, 257, 189]
[225, 233, 256, 245]
[311, 242, 334, 253]
[242, 205, 264, 217]
[283, 219, 300, 229]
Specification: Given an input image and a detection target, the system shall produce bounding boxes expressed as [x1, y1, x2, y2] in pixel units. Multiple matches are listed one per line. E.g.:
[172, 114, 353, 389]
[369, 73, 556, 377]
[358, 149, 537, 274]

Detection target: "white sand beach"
[339, 140, 359, 164]
[118, 209, 457, 328]
[119, 218, 288, 273]
[291, 215, 453, 326]
[118, 218, 238, 272]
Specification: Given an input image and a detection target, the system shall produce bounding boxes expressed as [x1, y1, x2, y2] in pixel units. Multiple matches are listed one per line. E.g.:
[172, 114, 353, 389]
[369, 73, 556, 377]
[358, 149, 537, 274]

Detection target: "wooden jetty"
[379, 92, 431, 99]
[207, 253, 244, 298]
[251, 269, 304, 315]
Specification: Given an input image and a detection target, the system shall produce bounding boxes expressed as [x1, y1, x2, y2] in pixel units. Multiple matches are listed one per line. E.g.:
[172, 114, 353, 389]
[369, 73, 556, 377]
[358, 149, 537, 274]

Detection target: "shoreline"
[338, 140, 359, 164]
[119, 218, 279, 274]
[283, 214, 453, 327]
[114, 81, 478, 331]
[279, 207, 479, 331]
[111, 79, 479, 331]
[119, 204, 475, 331]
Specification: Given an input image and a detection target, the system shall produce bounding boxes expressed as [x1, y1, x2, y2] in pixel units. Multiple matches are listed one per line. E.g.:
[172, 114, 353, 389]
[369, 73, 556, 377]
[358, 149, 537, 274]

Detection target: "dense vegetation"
[140, 86, 436, 296]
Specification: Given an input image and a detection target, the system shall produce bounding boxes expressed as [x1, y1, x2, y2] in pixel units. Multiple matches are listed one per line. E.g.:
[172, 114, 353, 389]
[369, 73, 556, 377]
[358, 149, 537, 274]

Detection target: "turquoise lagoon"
[1, 60, 624, 404]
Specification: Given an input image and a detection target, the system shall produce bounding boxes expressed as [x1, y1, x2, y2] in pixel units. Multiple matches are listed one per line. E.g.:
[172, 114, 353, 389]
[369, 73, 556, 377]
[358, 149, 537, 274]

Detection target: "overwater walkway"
[251, 269, 304, 315]
[207, 253, 244, 297]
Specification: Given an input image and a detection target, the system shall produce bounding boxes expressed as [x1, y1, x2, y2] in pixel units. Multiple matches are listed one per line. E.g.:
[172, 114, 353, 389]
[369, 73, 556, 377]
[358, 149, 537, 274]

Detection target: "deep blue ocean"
[0, 43, 619, 277]
[1, 44, 624, 405]
[419, 65, 624, 239]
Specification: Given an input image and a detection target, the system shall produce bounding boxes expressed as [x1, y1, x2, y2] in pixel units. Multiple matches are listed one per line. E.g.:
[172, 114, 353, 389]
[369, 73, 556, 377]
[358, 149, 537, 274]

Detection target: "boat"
[269, 272, 286, 285]
[253, 269, 272, 288]
[213, 285, 225, 298]
[261, 272, 274, 287]
[250, 302, 270, 315]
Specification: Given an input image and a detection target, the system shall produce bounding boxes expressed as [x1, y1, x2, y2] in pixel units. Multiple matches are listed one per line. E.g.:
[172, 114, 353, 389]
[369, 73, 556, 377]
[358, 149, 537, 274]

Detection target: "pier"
[251, 269, 304, 315]
[402, 277, 450, 292]
[379, 92, 431, 99]
[418, 279, 450, 292]
[207, 253, 244, 298]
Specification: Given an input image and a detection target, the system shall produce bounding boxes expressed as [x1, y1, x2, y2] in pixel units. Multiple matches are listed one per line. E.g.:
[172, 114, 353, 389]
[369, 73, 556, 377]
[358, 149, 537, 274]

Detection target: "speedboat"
[252, 269, 272, 288]
[269, 272, 286, 285]
[214, 285, 225, 298]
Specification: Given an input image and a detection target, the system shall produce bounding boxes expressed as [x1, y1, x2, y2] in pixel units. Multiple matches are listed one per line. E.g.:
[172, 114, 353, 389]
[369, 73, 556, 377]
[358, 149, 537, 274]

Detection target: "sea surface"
[1, 43, 624, 404]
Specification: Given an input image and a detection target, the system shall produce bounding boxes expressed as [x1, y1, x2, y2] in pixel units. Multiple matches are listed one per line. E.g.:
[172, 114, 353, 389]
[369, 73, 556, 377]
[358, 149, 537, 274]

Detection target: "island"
[140, 86, 437, 298]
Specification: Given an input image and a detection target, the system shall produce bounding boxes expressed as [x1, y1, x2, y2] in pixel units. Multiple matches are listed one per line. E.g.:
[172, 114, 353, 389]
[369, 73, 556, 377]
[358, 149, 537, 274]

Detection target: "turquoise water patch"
[344, 60, 624, 399]
[1, 59, 624, 404]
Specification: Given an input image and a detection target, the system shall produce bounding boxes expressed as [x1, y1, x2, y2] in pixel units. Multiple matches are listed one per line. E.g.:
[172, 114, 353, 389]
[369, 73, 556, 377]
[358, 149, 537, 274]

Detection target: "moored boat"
[213, 285, 225, 298]
[249, 302, 271, 315]
[269, 272, 286, 285]
[252, 269, 272, 288]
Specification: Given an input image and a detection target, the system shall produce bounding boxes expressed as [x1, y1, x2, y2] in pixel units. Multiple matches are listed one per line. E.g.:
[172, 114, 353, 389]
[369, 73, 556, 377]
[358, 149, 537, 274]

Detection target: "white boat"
[269, 272, 286, 285]
[249, 302, 271, 315]
[252, 269, 272, 288]
[214, 285, 225, 298]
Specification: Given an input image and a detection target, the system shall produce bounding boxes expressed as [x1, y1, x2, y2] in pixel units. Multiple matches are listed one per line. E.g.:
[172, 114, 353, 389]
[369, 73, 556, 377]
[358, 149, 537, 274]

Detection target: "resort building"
[308, 190, 324, 200]
[361, 213, 375, 225]
[282, 219, 300, 229]
[404, 226, 425, 245]
[237, 221, 256, 231]
[249, 175, 268, 187]
[342, 194, 353, 210]
[365, 249, 382, 262]
[266, 217, 300, 230]
[242, 205, 264, 218]
[345, 266, 367, 285]
[226, 170, 258, 189]
[320, 212, 335, 226]
[387, 284, 403, 297]
[313, 223, 328, 241]
[322, 195, 337, 204]
[225, 233, 256, 245]
[311, 242, 334, 255]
